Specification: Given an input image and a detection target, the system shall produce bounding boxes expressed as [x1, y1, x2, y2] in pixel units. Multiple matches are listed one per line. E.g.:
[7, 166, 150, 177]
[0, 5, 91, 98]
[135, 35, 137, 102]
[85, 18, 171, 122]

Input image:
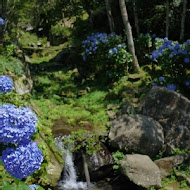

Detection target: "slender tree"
[119, 0, 140, 72]
[104, 0, 115, 32]
[165, 0, 170, 38]
[132, 0, 140, 36]
[180, 0, 187, 41]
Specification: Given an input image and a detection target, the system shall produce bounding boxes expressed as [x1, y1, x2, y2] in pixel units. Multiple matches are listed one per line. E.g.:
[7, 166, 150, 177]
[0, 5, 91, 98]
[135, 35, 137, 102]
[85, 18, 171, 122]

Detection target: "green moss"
[0, 55, 25, 76]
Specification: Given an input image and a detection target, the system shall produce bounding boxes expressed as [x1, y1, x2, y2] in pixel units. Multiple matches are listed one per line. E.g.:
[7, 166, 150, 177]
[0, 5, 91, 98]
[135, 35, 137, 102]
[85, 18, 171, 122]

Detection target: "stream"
[54, 137, 185, 190]
[55, 137, 88, 190]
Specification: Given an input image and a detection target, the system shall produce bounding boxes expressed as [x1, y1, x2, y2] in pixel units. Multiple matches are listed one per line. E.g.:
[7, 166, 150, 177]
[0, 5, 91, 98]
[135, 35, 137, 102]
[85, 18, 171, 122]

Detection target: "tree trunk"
[165, 0, 170, 38]
[0, 0, 7, 45]
[104, 0, 115, 32]
[119, 0, 140, 72]
[133, 0, 140, 36]
[82, 153, 91, 190]
[180, 0, 187, 41]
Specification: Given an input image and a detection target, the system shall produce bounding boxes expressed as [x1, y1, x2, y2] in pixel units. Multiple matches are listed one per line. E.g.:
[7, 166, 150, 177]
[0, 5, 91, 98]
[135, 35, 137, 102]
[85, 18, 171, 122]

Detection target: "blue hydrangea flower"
[152, 33, 156, 38]
[1, 141, 43, 179]
[167, 84, 176, 91]
[185, 81, 190, 86]
[0, 76, 14, 94]
[182, 50, 188, 55]
[0, 104, 37, 144]
[152, 83, 158, 87]
[112, 48, 118, 54]
[184, 58, 190, 63]
[159, 76, 164, 82]
[83, 55, 86, 62]
[169, 54, 174, 58]
[29, 184, 39, 190]
[155, 38, 159, 42]
[0, 17, 5, 25]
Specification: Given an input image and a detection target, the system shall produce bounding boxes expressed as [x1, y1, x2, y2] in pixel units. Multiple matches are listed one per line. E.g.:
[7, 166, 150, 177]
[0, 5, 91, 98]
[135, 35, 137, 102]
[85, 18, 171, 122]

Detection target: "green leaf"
[14, 179, 20, 186]
[2, 182, 16, 190]
[0, 160, 4, 166]
[16, 185, 31, 190]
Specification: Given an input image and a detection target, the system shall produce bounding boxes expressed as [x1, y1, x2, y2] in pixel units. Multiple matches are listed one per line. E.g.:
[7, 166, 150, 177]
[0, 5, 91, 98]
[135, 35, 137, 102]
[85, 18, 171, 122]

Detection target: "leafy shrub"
[112, 150, 124, 171]
[134, 33, 157, 65]
[64, 129, 100, 155]
[50, 25, 71, 39]
[149, 38, 190, 90]
[19, 32, 47, 47]
[0, 55, 25, 76]
[82, 32, 132, 81]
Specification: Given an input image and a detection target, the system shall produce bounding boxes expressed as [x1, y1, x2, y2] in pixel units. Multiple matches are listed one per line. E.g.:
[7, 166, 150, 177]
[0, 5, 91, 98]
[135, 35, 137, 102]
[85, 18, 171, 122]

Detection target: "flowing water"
[55, 137, 87, 190]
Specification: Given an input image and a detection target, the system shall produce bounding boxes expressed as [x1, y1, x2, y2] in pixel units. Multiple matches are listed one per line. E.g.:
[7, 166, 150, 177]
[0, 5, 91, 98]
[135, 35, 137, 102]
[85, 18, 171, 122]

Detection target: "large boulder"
[75, 142, 114, 181]
[86, 142, 114, 180]
[154, 154, 189, 178]
[120, 154, 161, 189]
[139, 87, 190, 154]
[108, 114, 164, 157]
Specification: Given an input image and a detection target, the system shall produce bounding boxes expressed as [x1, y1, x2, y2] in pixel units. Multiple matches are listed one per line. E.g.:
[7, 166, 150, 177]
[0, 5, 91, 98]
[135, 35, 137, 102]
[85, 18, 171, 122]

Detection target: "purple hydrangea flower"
[0, 76, 14, 94]
[0, 104, 37, 144]
[1, 141, 43, 179]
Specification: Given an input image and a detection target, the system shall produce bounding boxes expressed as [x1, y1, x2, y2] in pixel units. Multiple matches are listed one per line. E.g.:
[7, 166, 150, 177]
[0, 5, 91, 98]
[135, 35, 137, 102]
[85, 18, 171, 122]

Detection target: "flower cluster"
[149, 38, 190, 63]
[82, 32, 120, 61]
[0, 75, 43, 180]
[0, 76, 14, 94]
[152, 76, 176, 91]
[1, 142, 43, 179]
[0, 17, 5, 25]
[0, 104, 37, 144]
[108, 43, 125, 58]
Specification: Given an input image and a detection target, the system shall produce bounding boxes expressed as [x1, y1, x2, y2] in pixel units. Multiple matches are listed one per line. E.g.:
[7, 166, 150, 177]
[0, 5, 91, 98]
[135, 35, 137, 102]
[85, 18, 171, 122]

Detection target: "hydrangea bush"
[149, 37, 190, 90]
[0, 76, 43, 183]
[82, 32, 132, 81]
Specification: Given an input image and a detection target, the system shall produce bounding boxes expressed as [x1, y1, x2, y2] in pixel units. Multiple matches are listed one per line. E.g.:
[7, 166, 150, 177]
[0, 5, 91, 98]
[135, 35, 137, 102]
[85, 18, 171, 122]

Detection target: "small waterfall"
[55, 137, 87, 190]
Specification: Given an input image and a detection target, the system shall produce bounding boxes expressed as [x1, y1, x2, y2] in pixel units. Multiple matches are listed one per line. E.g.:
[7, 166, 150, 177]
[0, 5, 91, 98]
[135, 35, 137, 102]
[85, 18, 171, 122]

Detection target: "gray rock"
[154, 154, 189, 178]
[35, 135, 64, 187]
[14, 75, 33, 95]
[109, 114, 164, 157]
[86, 142, 114, 180]
[120, 154, 161, 189]
[139, 87, 190, 155]
[24, 55, 32, 63]
[76, 142, 114, 180]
